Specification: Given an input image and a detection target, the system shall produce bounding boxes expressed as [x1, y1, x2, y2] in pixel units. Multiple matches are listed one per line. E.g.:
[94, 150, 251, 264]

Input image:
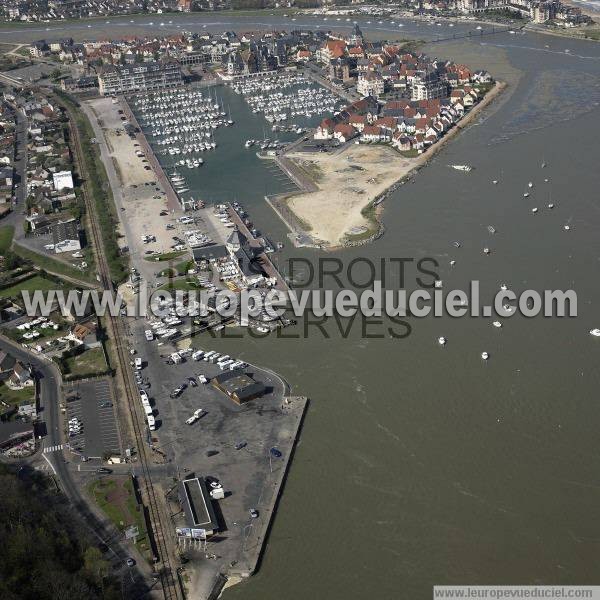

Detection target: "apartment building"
[97, 61, 182, 96]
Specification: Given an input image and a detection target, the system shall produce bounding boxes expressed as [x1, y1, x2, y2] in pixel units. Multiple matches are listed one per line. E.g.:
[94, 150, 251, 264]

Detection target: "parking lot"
[65, 379, 121, 459]
[133, 323, 295, 569]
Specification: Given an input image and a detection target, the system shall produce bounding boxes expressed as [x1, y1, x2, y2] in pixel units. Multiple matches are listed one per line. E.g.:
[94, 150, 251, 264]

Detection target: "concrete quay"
[119, 95, 183, 214]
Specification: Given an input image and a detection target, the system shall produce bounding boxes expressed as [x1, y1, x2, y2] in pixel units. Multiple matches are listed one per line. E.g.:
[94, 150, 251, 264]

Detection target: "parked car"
[170, 387, 183, 399]
[249, 508, 259, 519]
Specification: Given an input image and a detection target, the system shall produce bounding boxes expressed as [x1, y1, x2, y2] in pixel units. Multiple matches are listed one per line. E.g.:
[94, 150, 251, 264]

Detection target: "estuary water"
[200, 28, 600, 600]
[4, 14, 600, 598]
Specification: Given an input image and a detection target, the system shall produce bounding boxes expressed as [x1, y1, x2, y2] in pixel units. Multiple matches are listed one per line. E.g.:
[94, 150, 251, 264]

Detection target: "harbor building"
[212, 370, 266, 405]
[178, 477, 219, 539]
[97, 61, 183, 96]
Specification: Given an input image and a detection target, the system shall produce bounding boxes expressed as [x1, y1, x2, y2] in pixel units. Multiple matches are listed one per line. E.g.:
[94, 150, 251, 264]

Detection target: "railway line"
[59, 91, 183, 600]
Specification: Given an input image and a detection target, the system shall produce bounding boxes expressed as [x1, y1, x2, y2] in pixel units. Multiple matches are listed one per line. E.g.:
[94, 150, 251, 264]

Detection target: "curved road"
[0, 335, 151, 596]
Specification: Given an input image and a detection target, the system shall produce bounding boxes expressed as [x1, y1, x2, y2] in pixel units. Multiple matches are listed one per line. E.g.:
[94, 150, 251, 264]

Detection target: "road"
[0, 335, 151, 595]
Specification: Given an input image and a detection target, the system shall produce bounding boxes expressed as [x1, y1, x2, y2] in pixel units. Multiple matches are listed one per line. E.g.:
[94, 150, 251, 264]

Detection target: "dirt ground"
[286, 144, 415, 246]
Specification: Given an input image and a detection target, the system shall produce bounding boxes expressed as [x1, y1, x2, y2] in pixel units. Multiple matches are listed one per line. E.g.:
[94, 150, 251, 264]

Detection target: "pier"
[226, 202, 291, 291]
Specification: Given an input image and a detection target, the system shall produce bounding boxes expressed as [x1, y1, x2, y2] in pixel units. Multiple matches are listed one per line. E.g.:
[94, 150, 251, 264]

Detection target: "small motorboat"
[564, 225, 571, 231]
[438, 337, 447, 346]
[487, 225, 496, 234]
[523, 192, 530, 198]
[590, 329, 600, 337]
[548, 203, 554, 209]
[492, 321, 502, 328]
[532, 207, 538, 214]
[450, 260, 456, 267]
[453, 241, 461, 248]
[492, 180, 498, 185]
[500, 284, 508, 291]
[528, 182, 533, 188]
[481, 352, 489, 360]
[435, 280, 443, 288]
[483, 247, 491, 255]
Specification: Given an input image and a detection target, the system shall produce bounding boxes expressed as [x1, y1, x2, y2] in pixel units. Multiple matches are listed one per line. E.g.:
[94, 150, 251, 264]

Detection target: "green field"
[0, 381, 34, 408]
[0, 273, 64, 301]
[12, 244, 95, 283]
[62, 347, 108, 379]
[0, 225, 14, 254]
[87, 476, 149, 552]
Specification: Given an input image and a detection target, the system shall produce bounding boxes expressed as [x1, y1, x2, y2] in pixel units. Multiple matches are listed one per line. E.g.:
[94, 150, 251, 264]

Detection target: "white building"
[357, 71, 385, 99]
[53, 170, 74, 191]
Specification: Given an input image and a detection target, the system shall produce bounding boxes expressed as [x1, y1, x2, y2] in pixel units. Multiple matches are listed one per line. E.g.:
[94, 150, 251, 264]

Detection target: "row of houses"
[315, 77, 490, 153]
[0, 99, 17, 210]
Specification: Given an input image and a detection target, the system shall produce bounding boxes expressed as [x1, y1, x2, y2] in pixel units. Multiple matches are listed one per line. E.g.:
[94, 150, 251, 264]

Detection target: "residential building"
[97, 61, 183, 96]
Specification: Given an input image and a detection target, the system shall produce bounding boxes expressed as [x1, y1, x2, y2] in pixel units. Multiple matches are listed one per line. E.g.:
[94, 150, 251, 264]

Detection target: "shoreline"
[271, 80, 507, 251]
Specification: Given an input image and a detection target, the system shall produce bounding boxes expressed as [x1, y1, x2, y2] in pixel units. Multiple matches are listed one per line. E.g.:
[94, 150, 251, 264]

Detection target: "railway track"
[60, 93, 183, 600]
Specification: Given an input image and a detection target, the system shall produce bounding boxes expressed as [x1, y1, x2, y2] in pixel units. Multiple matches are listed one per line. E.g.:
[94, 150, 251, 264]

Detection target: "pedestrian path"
[43, 444, 63, 453]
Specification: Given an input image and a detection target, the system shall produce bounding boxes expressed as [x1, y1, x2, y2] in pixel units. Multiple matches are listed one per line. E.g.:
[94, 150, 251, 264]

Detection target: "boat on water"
[528, 182, 534, 188]
[438, 337, 447, 346]
[590, 329, 600, 337]
[548, 203, 554, 209]
[245, 139, 255, 148]
[449, 164, 473, 172]
[481, 352, 489, 360]
[532, 207, 538, 214]
[523, 192, 530, 198]
[492, 321, 502, 328]
[487, 225, 496, 234]
[500, 284, 508, 291]
[483, 247, 491, 255]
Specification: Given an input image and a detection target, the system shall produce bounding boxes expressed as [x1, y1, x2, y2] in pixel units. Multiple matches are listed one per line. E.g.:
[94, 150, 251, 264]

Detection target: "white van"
[147, 414, 156, 431]
[134, 357, 143, 370]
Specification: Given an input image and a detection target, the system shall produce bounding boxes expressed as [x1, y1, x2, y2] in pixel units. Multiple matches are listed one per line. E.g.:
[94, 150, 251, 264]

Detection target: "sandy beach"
[282, 81, 506, 249]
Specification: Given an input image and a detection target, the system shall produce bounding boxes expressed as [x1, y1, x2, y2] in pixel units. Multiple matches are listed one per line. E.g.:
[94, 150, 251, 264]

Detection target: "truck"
[143, 403, 153, 417]
[134, 357, 143, 370]
[170, 352, 183, 364]
[144, 330, 154, 341]
[147, 414, 156, 431]
[203, 351, 215, 361]
[192, 350, 205, 361]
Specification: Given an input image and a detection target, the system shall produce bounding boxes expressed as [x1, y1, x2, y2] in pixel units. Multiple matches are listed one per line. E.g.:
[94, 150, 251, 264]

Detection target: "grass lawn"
[12, 244, 95, 283]
[87, 476, 149, 552]
[62, 347, 108, 379]
[0, 381, 34, 408]
[144, 250, 186, 262]
[159, 278, 203, 292]
[0, 225, 14, 254]
[0, 274, 65, 301]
